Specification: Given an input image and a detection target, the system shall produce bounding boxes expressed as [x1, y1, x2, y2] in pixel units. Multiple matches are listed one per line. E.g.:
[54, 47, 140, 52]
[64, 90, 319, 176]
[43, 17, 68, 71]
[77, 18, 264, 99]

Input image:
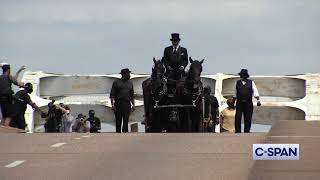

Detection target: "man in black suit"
[162, 33, 188, 80]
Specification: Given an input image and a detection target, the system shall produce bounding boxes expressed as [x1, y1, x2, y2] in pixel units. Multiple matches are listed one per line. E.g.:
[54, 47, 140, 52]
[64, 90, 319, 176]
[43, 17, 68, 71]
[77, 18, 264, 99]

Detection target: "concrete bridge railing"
[20, 71, 320, 132]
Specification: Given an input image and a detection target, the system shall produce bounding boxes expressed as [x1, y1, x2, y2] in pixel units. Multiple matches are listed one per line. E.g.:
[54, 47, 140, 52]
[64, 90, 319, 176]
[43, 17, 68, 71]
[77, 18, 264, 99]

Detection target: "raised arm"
[8, 75, 24, 87]
[14, 65, 26, 79]
[55, 105, 68, 114]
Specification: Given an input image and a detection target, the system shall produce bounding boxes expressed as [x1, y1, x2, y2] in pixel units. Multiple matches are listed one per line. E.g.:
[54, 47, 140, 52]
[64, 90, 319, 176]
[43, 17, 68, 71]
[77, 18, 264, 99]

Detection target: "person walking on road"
[233, 69, 261, 133]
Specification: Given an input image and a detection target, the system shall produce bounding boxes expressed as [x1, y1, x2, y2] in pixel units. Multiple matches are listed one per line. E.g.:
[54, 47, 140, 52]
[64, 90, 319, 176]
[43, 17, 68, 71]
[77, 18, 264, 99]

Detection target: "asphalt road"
[0, 120, 319, 180]
[249, 120, 320, 180]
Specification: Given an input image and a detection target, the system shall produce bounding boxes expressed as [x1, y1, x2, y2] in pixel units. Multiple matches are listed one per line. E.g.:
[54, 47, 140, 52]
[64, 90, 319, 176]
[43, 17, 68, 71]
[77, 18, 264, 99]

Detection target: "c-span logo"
[253, 144, 299, 160]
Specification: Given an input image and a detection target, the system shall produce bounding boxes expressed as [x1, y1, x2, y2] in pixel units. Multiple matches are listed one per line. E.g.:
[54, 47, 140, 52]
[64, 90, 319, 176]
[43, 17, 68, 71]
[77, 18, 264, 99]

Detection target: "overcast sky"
[1, 0, 319, 75]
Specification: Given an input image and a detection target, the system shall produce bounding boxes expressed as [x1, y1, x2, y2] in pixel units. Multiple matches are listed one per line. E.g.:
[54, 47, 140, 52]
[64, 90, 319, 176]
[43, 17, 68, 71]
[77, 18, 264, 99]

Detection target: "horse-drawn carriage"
[142, 57, 208, 132]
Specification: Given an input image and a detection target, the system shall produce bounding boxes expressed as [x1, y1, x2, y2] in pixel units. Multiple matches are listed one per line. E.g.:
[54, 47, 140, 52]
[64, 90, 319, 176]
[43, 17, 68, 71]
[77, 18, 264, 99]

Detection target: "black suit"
[162, 46, 188, 80]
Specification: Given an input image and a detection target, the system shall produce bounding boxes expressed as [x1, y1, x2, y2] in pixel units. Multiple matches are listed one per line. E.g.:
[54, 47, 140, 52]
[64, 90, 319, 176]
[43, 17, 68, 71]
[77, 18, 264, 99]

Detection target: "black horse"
[177, 57, 204, 132]
[142, 58, 167, 132]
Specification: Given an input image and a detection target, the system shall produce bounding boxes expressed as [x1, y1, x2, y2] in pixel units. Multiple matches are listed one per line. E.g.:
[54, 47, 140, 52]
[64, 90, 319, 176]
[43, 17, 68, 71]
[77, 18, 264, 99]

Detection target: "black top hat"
[170, 33, 181, 41]
[238, 69, 250, 77]
[120, 68, 131, 74]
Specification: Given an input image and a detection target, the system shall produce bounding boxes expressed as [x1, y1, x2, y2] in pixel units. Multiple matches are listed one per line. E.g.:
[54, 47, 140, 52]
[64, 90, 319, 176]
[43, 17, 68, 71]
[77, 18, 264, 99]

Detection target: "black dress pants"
[115, 101, 131, 133]
[235, 101, 253, 133]
[10, 113, 26, 130]
[0, 95, 13, 118]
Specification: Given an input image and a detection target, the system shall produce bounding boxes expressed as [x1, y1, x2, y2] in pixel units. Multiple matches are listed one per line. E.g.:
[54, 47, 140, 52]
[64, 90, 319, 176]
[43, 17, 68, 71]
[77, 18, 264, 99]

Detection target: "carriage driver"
[162, 33, 188, 80]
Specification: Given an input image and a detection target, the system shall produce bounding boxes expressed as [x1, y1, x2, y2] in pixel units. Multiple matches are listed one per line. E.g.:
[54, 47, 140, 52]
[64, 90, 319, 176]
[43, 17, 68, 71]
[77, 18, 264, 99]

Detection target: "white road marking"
[5, 160, 25, 168]
[50, 142, 66, 148]
[74, 137, 81, 140]
[81, 135, 94, 138]
[270, 136, 320, 138]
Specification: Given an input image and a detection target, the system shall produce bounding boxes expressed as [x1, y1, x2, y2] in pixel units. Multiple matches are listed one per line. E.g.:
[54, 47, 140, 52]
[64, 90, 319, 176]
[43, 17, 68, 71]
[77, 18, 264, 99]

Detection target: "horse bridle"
[151, 64, 167, 106]
[191, 80, 203, 106]
[152, 77, 167, 107]
[187, 64, 203, 106]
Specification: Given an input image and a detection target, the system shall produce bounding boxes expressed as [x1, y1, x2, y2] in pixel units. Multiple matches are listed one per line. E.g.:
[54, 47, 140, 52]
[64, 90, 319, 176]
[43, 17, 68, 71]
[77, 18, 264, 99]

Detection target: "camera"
[80, 116, 86, 122]
[77, 114, 87, 122]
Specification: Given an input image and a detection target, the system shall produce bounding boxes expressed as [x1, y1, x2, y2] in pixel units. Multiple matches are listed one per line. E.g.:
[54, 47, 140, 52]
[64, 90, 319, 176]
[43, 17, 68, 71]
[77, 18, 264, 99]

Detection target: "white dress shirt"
[233, 80, 260, 98]
[172, 45, 180, 52]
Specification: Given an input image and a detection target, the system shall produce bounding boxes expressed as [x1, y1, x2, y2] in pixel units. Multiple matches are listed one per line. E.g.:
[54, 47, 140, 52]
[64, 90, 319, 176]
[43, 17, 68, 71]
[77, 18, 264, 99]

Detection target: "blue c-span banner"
[253, 144, 299, 160]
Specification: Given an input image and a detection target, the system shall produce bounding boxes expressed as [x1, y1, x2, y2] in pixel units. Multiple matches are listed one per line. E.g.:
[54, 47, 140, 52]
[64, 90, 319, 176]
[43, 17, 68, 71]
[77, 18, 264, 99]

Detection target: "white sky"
[1, 0, 320, 75]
